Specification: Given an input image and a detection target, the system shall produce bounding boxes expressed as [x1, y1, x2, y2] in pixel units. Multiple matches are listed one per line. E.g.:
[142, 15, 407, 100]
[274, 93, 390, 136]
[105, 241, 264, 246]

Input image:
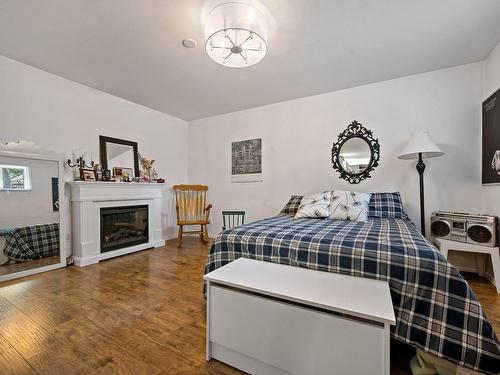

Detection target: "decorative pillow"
[280, 195, 304, 215]
[368, 192, 408, 219]
[294, 192, 331, 219]
[329, 191, 371, 222]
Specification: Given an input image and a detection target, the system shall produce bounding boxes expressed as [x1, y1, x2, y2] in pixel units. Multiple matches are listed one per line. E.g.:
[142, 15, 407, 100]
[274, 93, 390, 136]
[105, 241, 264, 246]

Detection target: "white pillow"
[294, 191, 331, 219]
[329, 191, 371, 222]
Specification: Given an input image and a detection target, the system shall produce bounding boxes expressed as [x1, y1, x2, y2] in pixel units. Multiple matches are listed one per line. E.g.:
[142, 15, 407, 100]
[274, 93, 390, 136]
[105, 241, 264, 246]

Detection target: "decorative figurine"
[138, 152, 155, 180]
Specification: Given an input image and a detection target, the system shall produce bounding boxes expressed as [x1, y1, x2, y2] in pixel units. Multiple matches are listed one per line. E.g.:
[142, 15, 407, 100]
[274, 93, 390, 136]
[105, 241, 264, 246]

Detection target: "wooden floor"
[0, 255, 60, 276]
[0, 238, 498, 375]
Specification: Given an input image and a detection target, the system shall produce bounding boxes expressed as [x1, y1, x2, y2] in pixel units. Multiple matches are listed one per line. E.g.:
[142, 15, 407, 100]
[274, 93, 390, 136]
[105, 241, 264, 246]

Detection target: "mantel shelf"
[68, 181, 166, 188]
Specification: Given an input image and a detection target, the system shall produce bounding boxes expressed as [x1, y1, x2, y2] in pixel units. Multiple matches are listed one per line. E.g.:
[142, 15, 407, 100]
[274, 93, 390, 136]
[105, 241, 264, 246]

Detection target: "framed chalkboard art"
[231, 138, 262, 183]
[482, 87, 500, 185]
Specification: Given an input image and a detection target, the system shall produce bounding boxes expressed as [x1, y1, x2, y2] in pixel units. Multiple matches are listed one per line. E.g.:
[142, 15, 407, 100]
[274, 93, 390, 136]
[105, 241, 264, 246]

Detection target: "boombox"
[431, 211, 498, 247]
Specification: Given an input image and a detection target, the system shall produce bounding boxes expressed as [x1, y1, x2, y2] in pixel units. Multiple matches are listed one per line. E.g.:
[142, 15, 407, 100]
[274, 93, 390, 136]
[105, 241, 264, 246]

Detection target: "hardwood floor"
[0, 237, 498, 375]
[0, 255, 60, 276]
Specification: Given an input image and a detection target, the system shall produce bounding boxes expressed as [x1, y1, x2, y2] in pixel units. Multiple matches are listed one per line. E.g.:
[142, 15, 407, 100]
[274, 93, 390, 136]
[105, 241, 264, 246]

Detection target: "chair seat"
[178, 220, 210, 225]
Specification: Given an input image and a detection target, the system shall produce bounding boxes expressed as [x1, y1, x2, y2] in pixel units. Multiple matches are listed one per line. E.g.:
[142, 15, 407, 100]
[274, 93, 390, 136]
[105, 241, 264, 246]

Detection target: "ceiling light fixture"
[204, 1, 268, 68]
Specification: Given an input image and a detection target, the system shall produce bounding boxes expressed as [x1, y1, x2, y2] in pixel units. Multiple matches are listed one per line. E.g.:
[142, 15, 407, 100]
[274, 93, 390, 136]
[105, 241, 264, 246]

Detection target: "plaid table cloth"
[205, 215, 500, 374]
[3, 223, 59, 261]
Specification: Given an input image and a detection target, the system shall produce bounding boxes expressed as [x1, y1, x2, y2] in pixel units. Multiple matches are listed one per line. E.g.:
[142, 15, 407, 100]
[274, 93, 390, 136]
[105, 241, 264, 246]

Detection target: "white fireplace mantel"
[69, 181, 166, 267]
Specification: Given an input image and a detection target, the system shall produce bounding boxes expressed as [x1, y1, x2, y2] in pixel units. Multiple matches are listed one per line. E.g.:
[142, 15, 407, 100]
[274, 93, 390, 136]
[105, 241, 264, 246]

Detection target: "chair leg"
[203, 224, 209, 244]
[200, 225, 205, 240]
[177, 225, 183, 248]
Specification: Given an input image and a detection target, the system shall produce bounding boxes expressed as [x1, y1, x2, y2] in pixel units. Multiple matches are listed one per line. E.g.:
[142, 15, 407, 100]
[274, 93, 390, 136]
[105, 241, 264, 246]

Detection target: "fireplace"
[100, 205, 149, 252]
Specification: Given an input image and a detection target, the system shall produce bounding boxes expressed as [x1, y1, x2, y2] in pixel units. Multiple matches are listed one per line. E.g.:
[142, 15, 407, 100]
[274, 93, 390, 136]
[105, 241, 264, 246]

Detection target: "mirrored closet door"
[0, 143, 66, 282]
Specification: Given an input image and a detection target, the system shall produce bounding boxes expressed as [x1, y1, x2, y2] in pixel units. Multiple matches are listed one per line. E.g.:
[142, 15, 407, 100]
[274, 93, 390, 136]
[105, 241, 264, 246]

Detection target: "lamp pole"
[416, 152, 426, 236]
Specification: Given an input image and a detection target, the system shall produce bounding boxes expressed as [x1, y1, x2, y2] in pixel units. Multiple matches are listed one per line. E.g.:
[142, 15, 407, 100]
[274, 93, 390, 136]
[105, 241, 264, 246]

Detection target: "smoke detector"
[182, 39, 198, 48]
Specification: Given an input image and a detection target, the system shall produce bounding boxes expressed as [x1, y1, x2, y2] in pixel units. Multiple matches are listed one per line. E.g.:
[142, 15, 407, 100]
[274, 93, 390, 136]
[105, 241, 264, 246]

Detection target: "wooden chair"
[173, 185, 212, 248]
[222, 211, 245, 231]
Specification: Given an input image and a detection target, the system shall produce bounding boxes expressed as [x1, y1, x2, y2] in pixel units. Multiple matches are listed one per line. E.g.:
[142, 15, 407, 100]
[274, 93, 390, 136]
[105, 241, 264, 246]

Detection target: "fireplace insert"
[100, 205, 148, 252]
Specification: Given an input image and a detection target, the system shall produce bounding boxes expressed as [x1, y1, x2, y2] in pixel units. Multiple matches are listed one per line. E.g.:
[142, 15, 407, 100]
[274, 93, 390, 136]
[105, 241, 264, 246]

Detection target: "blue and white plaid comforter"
[205, 215, 500, 374]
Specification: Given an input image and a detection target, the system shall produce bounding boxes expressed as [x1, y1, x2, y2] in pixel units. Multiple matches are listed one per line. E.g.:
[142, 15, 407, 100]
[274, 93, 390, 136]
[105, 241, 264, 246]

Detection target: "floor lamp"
[398, 132, 443, 236]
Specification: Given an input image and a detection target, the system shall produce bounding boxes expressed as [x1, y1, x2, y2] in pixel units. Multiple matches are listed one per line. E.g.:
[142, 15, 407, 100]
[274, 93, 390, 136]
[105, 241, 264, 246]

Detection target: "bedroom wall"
[189, 63, 484, 245]
[0, 156, 59, 227]
[482, 41, 500, 217]
[0, 55, 189, 257]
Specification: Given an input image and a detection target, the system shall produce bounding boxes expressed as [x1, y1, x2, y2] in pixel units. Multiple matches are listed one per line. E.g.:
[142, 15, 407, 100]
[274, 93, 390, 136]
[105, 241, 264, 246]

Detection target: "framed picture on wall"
[231, 138, 263, 183]
[482, 87, 500, 184]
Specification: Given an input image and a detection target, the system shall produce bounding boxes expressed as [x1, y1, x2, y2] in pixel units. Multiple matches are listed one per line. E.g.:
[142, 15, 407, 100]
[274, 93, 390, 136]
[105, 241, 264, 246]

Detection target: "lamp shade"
[205, 2, 268, 68]
[398, 131, 444, 160]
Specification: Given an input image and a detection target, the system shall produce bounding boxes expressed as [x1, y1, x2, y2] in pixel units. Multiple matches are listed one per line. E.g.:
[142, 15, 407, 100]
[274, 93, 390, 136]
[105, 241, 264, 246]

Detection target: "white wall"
[482, 41, 500, 217]
[189, 63, 484, 240]
[0, 55, 189, 256]
[0, 156, 59, 227]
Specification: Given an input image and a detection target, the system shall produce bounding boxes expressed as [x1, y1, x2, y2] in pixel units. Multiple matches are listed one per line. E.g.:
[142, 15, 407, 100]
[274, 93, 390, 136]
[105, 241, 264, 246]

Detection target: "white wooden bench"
[204, 258, 395, 375]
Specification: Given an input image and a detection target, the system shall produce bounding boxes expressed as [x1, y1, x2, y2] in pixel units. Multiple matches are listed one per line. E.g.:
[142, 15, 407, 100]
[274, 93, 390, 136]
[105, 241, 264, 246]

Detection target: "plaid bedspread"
[3, 223, 59, 261]
[205, 215, 500, 374]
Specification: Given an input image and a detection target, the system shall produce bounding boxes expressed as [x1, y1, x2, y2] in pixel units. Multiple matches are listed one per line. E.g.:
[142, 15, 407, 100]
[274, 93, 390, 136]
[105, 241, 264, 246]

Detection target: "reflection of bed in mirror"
[0, 224, 60, 276]
[0, 141, 66, 282]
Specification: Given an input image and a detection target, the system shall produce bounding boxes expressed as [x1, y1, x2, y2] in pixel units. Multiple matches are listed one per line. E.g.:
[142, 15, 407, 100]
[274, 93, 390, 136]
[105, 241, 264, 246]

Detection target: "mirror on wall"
[0, 154, 62, 279]
[99, 136, 139, 177]
[331, 120, 380, 184]
[338, 137, 372, 175]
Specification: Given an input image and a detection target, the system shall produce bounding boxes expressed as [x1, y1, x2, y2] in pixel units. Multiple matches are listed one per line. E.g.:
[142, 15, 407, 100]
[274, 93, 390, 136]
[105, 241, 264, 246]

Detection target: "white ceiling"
[0, 0, 500, 121]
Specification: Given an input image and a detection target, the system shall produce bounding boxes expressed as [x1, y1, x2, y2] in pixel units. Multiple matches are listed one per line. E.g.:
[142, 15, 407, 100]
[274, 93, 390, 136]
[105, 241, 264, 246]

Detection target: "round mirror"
[338, 137, 372, 175]
[331, 121, 380, 184]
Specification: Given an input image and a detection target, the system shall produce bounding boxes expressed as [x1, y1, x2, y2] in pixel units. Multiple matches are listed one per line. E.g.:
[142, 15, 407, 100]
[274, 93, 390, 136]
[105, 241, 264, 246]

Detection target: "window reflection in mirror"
[338, 137, 371, 174]
[0, 164, 31, 190]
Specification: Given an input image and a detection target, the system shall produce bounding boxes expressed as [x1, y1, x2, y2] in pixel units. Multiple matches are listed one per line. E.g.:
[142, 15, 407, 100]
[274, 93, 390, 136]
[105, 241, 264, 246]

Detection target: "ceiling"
[0, 0, 500, 121]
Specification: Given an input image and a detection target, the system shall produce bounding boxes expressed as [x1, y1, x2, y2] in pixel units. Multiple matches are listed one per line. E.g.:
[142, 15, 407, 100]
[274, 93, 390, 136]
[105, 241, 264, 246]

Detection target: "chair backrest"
[173, 185, 209, 223]
[222, 211, 245, 231]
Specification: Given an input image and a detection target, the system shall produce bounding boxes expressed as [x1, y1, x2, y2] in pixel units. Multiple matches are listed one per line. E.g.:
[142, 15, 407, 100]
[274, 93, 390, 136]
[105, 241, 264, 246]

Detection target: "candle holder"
[67, 156, 94, 170]
[67, 156, 95, 181]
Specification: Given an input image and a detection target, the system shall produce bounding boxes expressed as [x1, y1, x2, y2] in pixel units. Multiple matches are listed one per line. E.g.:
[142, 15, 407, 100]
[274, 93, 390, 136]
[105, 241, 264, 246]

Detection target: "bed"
[1, 223, 59, 262]
[206, 214, 500, 374]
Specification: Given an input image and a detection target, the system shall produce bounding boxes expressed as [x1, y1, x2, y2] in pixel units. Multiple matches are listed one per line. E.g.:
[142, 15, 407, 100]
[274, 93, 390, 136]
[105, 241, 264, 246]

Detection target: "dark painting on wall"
[231, 138, 262, 183]
[482, 87, 500, 184]
[52, 177, 59, 211]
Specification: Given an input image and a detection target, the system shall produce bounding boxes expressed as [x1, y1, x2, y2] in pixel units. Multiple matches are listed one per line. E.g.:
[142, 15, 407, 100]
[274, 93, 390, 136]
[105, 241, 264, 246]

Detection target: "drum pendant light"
[205, 2, 268, 68]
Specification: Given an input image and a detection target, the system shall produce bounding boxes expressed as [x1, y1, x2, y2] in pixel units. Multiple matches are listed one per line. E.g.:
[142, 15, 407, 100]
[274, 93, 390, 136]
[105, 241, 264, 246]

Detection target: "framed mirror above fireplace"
[99, 136, 140, 177]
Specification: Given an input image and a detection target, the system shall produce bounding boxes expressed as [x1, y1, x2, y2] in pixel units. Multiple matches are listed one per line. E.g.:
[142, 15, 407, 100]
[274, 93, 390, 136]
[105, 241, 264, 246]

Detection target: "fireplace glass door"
[100, 205, 148, 252]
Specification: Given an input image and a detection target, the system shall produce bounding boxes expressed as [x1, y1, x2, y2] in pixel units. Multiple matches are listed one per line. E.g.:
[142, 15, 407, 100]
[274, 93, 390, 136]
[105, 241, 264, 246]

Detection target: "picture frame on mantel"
[231, 138, 263, 183]
[482, 87, 500, 185]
